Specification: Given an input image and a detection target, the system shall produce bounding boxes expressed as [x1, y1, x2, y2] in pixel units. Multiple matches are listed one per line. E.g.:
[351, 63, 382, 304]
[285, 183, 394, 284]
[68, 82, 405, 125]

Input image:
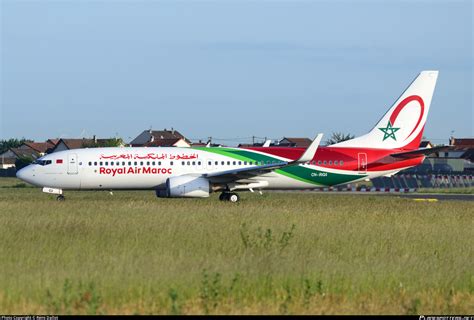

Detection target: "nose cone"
[16, 166, 34, 184]
[16, 167, 27, 180]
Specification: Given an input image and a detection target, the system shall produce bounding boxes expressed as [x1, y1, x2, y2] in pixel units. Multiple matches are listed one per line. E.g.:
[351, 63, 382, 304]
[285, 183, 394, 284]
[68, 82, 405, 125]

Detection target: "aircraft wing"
[390, 145, 450, 158]
[203, 134, 323, 183]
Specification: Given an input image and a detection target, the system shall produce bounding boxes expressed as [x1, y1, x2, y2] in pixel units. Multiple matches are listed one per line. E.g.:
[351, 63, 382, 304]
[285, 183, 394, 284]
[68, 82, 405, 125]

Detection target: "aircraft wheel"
[219, 193, 228, 201]
[228, 193, 240, 203]
[56, 195, 65, 201]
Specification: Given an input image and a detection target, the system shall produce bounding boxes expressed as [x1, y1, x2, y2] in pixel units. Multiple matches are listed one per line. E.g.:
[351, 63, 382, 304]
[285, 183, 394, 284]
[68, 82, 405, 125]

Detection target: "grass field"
[0, 177, 472, 314]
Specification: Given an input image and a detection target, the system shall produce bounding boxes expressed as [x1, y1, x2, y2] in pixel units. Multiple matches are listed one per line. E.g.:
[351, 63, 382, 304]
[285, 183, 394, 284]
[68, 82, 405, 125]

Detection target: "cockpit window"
[33, 159, 52, 166]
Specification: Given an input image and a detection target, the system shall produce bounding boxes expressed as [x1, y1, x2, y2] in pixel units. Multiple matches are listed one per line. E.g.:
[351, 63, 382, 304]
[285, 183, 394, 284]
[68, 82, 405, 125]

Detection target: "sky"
[0, 0, 472, 146]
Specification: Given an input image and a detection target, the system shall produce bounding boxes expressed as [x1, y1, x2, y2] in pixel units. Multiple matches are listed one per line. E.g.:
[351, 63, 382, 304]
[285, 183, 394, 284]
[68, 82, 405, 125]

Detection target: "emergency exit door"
[358, 153, 367, 174]
[67, 153, 78, 174]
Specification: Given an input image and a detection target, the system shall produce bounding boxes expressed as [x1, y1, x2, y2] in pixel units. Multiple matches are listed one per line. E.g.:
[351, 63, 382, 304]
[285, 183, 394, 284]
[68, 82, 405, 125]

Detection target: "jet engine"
[156, 175, 210, 198]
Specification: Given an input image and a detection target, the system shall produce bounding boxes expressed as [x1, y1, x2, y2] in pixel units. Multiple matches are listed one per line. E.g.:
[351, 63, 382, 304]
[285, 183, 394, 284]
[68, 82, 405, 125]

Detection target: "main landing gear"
[56, 195, 65, 201]
[219, 192, 240, 203]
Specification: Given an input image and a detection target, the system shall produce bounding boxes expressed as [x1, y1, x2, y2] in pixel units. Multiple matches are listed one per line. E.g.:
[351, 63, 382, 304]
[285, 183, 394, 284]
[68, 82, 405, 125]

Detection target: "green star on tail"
[378, 121, 400, 141]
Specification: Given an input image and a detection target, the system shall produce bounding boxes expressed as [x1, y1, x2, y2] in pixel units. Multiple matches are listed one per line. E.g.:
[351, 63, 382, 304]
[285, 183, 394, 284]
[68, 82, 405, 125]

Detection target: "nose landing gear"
[219, 192, 240, 203]
[42, 187, 64, 201]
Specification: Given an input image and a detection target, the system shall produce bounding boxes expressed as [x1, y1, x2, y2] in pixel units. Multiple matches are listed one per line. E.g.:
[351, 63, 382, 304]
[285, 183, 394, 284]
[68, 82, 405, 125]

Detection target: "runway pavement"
[270, 190, 474, 202]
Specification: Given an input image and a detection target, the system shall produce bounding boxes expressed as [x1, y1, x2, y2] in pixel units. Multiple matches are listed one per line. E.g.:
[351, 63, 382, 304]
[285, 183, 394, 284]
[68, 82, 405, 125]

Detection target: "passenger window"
[340, 160, 344, 166]
[170, 161, 173, 166]
[198, 161, 201, 165]
[318, 160, 322, 165]
[94, 162, 97, 166]
[134, 161, 137, 166]
[158, 161, 161, 166]
[105, 162, 108, 166]
[238, 161, 242, 165]
[182, 161, 185, 166]
[100, 162, 103, 166]
[334, 160, 338, 165]
[244, 161, 247, 165]
[232, 161, 236, 165]
[221, 161, 224, 165]
[208, 161, 211, 166]
[147, 161, 150, 166]
[329, 161, 332, 165]
[140, 161, 143, 166]
[88, 162, 92, 166]
[215, 161, 218, 165]
[192, 161, 196, 165]
[122, 162, 125, 166]
[323, 161, 327, 165]
[187, 161, 191, 165]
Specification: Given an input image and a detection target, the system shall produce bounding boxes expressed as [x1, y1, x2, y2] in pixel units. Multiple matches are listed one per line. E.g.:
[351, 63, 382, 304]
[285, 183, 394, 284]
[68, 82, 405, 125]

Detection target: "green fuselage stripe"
[192, 147, 365, 186]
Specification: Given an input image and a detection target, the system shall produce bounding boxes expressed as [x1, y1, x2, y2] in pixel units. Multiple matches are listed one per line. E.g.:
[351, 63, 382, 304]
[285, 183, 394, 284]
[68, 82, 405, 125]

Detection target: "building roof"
[279, 137, 312, 147]
[47, 139, 60, 145]
[143, 138, 186, 147]
[60, 139, 93, 149]
[22, 141, 56, 153]
[152, 129, 187, 141]
[57, 138, 115, 150]
[130, 129, 191, 145]
[10, 147, 40, 159]
[452, 138, 474, 147]
[449, 138, 474, 152]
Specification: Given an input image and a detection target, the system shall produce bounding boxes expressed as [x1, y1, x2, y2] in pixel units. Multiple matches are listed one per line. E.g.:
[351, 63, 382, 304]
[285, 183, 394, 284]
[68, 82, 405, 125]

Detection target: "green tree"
[82, 138, 124, 148]
[0, 138, 32, 154]
[325, 132, 355, 145]
[15, 155, 34, 170]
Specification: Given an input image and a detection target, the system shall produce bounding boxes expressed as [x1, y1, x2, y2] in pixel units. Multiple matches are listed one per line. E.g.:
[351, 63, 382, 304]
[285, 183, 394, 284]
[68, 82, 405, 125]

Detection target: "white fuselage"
[17, 146, 412, 195]
[17, 147, 318, 191]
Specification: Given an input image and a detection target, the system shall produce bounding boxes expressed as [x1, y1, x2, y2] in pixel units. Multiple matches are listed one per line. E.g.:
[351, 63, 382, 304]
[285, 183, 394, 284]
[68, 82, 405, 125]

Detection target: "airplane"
[17, 71, 443, 202]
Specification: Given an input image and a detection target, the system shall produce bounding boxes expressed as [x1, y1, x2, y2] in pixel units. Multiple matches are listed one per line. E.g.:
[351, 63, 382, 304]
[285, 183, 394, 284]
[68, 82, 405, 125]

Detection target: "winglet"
[262, 140, 271, 147]
[296, 134, 323, 163]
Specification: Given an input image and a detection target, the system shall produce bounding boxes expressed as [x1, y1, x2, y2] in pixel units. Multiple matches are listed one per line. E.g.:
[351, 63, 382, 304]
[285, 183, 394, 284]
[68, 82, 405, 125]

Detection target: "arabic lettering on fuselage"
[99, 153, 199, 160]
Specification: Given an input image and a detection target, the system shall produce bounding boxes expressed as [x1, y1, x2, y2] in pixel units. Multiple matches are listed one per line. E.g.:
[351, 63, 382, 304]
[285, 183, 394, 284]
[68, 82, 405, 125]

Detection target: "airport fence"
[0, 168, 16, 177]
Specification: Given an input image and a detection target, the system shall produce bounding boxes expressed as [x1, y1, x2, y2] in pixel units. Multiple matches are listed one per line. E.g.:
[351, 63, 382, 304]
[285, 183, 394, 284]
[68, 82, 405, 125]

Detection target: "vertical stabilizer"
[332, 71, 438, 150]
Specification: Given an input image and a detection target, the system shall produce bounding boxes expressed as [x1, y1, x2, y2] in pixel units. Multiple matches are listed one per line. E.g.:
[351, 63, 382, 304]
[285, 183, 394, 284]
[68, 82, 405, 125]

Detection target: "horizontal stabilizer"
[390, 146, 450, 158]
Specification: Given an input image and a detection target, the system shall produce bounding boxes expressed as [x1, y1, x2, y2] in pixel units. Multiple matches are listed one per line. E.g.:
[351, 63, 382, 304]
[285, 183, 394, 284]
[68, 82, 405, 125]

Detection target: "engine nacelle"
[156, 175, 210, 198]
